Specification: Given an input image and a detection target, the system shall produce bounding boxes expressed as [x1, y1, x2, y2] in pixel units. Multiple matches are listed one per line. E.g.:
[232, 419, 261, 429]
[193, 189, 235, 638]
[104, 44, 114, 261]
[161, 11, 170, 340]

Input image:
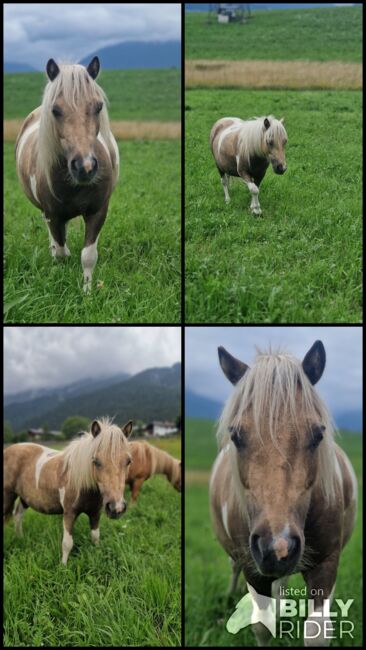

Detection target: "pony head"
[217, 341, 337, 578]
[261, 116, 288, 175]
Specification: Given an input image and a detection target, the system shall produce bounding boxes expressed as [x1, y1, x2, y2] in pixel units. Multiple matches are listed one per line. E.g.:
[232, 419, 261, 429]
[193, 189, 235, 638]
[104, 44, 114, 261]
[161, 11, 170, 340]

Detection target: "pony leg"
[82, 207, 107, 293]
[131, 478, 144, 503]
[227, 558, 243, 595]
[13, 499, 27, 536]
[302, 557, 339, 647]
[61, 513, 76, 565]
[221, 173, 231, 204]
[239, 172, 262, 215]
[43, 214, 71, 258]
[89, 512, 101, 545]
[3, 490, 17, 525]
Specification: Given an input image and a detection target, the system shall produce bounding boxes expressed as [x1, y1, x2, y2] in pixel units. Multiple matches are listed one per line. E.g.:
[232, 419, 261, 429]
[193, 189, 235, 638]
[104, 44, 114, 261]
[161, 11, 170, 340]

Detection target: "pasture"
[184, 88, 362, 323]
[185, 7, 362, 62]
[185, 418, 362, 647]
[4, 68, 181, 324]
[4, 437, 181, 647]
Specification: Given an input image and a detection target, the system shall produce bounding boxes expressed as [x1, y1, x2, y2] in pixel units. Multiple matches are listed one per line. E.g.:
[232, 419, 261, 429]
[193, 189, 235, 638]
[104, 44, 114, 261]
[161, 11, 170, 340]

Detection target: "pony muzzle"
[273, 162, 287, 175]
[105, 500, 127, 519]
[250, 531, 301, 577]
[70, 154, 98, 183]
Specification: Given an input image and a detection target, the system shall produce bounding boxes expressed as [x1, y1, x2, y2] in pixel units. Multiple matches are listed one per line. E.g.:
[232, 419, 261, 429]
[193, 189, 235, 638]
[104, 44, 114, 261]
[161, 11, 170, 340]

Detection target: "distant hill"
[334, 409, 362, 433]
[4, 61, 38, 73]
[4, 364, 180, 432]
[80, 40, 181, 70]
[185, 390, 222, 420]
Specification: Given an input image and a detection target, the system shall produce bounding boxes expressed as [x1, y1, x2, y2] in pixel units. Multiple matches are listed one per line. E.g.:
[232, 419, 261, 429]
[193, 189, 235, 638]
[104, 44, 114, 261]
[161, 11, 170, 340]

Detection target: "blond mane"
[237, 115, 287, 163]
[62, 417, 130, 494]
[37, 62, 115, 193]
[217, 347, 338, 504]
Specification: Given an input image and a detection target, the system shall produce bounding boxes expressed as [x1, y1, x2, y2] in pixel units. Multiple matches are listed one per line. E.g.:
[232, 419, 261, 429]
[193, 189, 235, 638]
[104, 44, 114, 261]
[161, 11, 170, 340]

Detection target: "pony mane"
[37, 61, 115, 194]
[237, 115, 287, 163]
[62, 417, 130, 494]
[217, 347, 337, 504]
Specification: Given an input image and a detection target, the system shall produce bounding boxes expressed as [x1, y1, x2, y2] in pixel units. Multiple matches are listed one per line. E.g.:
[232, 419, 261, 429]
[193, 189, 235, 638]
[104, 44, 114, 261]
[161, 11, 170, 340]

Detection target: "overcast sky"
[4, 3, 181, 69]
[186, 327, 362, 414]
[4, 327, 181, 395]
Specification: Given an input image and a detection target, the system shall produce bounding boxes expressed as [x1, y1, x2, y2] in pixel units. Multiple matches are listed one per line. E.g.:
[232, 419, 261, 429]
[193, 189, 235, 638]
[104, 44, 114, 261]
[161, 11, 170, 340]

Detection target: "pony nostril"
[121, 501, 127, 513]
[287, 535, 300, 559]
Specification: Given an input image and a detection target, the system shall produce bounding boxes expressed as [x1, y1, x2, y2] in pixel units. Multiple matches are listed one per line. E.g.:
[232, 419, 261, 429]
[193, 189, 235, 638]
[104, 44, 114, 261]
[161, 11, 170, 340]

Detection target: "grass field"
[185, 7, 362, 62]
[185, 88, 362, 324]
[185, 418, 362, 647]
[4, 69, 181, 121]
[4, 437, 181, 647]
[4, 139, 181, 323]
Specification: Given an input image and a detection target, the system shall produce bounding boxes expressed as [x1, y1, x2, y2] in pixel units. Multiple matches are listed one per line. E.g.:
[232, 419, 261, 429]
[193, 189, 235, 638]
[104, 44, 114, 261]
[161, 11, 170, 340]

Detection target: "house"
[28, 428, 62, 441]
[145, 421, 177, 437]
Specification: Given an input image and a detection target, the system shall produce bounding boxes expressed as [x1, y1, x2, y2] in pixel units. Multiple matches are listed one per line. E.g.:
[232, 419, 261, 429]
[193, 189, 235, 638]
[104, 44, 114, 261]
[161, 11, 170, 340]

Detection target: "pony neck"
[153, 447, 177, 484]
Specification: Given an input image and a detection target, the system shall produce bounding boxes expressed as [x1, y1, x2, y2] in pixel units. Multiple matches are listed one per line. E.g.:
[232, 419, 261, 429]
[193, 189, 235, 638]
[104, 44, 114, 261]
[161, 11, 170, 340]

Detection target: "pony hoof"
[225, 198, 231, 204]
[251, 208, 262, 216]
[83, 282, 92, 294]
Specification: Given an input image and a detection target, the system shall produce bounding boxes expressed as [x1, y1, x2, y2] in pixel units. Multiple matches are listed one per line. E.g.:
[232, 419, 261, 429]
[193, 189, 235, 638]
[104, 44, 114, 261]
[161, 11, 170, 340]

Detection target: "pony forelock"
[62, 417, 130, 494]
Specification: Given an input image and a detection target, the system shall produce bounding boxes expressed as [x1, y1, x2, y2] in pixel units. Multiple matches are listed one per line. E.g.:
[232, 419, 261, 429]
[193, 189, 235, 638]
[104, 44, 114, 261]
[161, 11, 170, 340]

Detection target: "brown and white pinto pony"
[210, 341, 356, 646]
[210, 115, 287, 215]
[127, 441, 181, 503]
[15, 57, 119, 292]
[4, 418, 132, 564]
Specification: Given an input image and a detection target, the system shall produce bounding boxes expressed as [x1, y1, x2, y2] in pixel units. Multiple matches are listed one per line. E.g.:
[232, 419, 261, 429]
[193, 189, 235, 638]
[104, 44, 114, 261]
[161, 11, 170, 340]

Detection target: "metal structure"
[207, 3, 251, 24]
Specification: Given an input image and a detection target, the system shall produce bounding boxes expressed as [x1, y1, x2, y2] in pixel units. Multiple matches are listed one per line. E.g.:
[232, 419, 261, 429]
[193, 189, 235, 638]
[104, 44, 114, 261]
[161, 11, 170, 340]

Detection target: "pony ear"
[280, 117, 285, 125]
[91, 420, 101, 437]
[218, 346, 249, 385]
[263, 117, 270, 130]
[302, 340, 326, 385]
[46, 59, 60, 82]
[122, 420, 133, 438]
[86, 56, 100, 79]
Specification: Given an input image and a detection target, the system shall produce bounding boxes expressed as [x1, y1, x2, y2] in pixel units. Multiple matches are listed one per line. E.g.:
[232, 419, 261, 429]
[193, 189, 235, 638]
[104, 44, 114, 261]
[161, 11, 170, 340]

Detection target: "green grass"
[185, 418, 362, 647]
[4, 69, 181, 121]
[185, 7, 362, 62]
[4, 438, 181, 647]
[185, 88, 362, 323]
[4, 140, 181, 323]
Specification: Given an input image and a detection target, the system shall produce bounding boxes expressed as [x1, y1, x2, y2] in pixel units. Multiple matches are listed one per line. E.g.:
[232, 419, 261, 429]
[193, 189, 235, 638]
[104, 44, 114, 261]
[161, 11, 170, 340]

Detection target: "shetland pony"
[15, 57, 119, 292]
[127, 441, 181, 502]
[210, 341, 356, 646]
[4, 418, 132, 564]
[210, 115, 287, 215]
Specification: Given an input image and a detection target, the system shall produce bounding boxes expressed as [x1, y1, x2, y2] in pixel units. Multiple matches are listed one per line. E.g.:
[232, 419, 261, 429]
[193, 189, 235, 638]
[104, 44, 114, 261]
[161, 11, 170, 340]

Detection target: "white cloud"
[4, 3, 181, 69]
[4, 326, 181, 394]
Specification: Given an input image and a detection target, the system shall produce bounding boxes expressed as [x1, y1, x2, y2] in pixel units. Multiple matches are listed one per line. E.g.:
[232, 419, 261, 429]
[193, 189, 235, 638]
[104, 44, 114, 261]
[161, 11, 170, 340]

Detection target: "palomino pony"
[210, 115, 287, 215]
[127, 441, 181, 503]
[4, 418, 132, 564]
[210, 342, 356, 646]
[15, 57, 119, 292]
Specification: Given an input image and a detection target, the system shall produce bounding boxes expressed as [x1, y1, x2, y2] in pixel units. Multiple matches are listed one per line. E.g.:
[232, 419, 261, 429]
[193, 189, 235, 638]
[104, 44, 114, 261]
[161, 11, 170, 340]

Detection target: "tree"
[62, 416, 90, 440]
[4, 421, 13, 443]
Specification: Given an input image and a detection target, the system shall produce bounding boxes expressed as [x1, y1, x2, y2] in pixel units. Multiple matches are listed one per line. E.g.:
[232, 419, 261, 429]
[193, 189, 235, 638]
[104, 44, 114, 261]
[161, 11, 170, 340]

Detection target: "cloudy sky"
[4, 3, 181, 69]
[186, 327, 362, 414]
[4, 327, 181, 395]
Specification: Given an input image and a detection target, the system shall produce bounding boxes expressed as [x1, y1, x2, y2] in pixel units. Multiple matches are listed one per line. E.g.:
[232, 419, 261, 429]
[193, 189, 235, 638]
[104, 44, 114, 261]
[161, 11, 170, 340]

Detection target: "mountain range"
[4, 364, 181, 432]
[4, 40, 181, 74]
[185, 389, 362, 432]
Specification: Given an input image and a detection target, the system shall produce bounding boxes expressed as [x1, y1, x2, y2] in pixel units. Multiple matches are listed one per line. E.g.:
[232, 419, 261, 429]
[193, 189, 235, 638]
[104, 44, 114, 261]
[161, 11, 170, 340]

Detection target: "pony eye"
[308, 425, 325, 450]
[95, 102, 103, 114]
[268, 139, 274, 147]
[52, 106, 62, 118]
[92, 458, 102, 467]
[229, 426, 246, 450]
[126, 458, 131, 466]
